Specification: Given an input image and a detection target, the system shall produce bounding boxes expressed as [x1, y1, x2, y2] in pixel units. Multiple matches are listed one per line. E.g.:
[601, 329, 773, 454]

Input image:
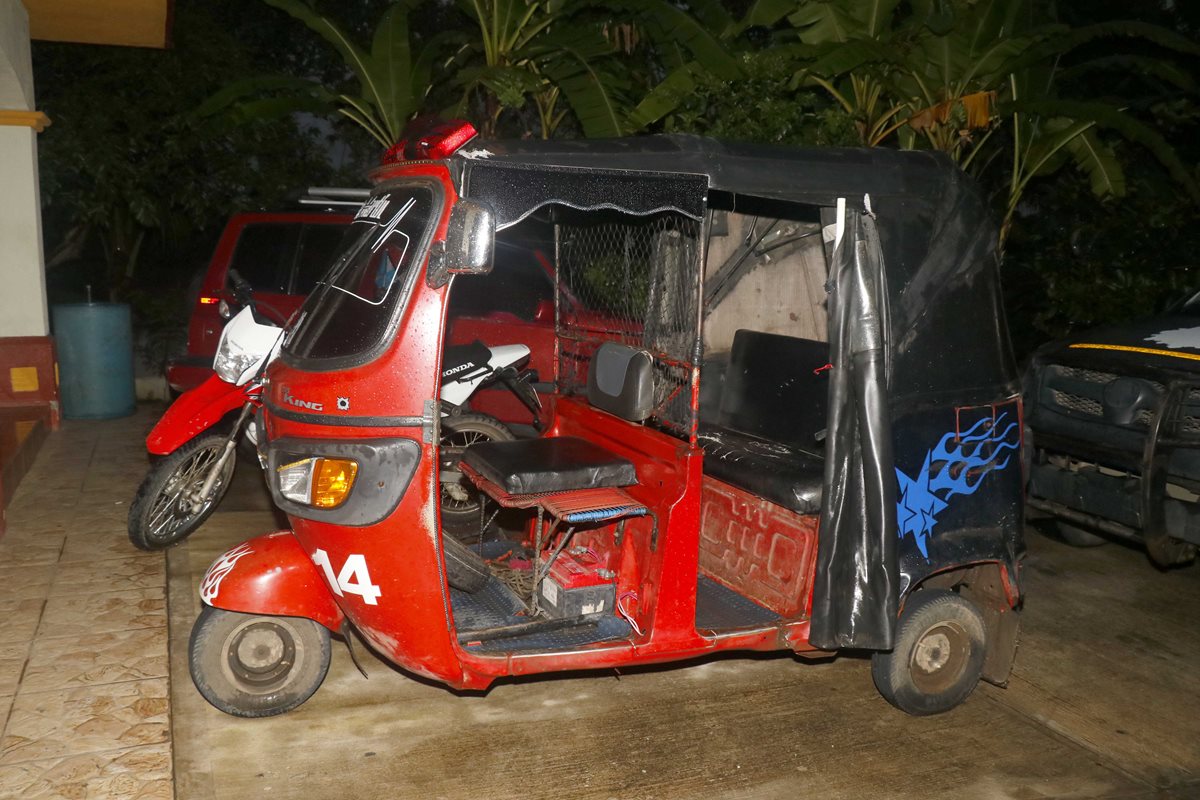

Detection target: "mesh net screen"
[555, 208, 702, 438]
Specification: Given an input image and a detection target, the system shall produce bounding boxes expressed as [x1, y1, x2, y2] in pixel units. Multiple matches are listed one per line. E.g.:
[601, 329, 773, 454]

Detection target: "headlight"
[277, 457, 359, 509]
[213, 345, 259, 384]
[211, 306, 282, 385]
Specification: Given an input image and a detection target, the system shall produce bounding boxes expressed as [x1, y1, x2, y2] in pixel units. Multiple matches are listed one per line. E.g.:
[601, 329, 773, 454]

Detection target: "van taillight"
[199, 296, 220, 305]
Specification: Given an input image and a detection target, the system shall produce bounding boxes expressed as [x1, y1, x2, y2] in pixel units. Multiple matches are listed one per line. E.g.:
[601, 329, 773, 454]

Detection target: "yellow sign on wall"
[10, 367, 39, 393]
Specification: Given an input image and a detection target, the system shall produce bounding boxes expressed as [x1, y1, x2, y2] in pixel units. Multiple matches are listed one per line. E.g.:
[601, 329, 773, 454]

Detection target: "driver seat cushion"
[461, 436, 637, 495]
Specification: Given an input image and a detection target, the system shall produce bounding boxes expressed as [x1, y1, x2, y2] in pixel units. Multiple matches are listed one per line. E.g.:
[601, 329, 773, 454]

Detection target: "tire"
[443, 534, 491, 593]
[128, 433, 237, 550]
[1055, 521, 1108, 548]
[871, 589, 987, 716]
[439, 413, 515, 538]
[189, 606, 331, 718]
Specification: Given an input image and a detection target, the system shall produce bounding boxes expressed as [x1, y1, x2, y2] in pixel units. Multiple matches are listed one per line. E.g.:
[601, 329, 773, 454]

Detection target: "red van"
[165, 190, 362, 394]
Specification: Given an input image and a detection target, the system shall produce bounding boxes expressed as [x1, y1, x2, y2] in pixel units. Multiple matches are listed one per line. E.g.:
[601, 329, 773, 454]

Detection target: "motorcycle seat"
[461, 436, 637, 496]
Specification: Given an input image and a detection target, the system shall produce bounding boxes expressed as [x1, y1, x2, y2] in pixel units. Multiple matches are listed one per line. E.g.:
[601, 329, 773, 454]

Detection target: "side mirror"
[428, 198, 495, 288]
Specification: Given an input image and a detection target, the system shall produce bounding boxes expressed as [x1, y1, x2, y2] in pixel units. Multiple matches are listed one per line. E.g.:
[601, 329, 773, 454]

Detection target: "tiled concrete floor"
[2, 407, 1199, 799]
[0, 408, 171, 799]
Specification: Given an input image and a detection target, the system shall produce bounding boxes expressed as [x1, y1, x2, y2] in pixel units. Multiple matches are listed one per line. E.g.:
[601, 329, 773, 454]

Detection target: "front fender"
[147, 373, 250, 455]
[199, 531, 344, 632]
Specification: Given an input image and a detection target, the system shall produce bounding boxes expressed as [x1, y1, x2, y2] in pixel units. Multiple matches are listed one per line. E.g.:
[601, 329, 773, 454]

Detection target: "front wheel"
[439, 413, 515, 538]
[128, 433, 237, 550]
[871, 589, 987, 716]
[189, 606, 331, 718]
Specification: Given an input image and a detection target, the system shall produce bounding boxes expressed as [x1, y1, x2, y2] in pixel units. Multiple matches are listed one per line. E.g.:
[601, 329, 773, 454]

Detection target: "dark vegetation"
[33, 0, 1200, 362]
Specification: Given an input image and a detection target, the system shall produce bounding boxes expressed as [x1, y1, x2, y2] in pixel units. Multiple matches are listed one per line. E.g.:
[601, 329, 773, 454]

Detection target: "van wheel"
[439, 413, 514, 539]
[871, 589, 986, 716]
[189, 606, 331, 718]
[1055, 521, 1107, 548]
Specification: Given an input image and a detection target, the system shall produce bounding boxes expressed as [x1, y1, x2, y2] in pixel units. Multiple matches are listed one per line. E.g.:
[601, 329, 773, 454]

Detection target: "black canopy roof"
[455, 133, 961, 211]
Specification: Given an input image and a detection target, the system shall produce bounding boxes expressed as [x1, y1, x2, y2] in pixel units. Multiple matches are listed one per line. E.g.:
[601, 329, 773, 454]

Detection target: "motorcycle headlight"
[213, 348, 256, 384]
[277, 457, 359, 509]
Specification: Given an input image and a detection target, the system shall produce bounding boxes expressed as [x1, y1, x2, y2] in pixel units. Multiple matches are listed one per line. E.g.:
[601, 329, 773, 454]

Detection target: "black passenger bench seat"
[699, 330, 829, 516]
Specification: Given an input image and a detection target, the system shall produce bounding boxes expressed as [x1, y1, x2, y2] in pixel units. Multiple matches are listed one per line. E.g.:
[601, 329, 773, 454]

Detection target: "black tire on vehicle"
[439, 412, 515, 538]
[443, 534, 491, 593]
[871, 589, 987, 716]
[128, 433, 237, 551]
[1055, 520, 1108, 548]
[189, 606, 331, 718]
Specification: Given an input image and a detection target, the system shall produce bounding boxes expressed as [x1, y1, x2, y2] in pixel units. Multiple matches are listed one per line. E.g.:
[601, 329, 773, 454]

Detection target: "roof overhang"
[24, 0, 172, 49]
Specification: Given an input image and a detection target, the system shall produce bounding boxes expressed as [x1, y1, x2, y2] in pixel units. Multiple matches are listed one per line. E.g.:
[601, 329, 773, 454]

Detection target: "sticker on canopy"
[1146, 327, 1200, 350]
[895, 414, 1019, 559]
[331, 196, 416, 307]
[355, 193, 391, 220]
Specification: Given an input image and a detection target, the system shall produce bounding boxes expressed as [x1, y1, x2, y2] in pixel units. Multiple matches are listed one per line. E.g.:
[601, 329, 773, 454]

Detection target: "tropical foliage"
[33, 0, 1200, 354]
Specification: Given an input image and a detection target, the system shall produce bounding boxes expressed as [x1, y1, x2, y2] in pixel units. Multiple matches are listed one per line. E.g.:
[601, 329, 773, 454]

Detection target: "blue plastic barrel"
[52, 303, 136, 419]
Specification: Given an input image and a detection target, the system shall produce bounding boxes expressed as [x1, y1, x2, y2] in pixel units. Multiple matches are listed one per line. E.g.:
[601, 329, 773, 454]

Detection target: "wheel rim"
[909, 621, 971, 695]
[223, 618, 304, 694]
[144, 443, 233, 542]
[439, 427, 497, 514]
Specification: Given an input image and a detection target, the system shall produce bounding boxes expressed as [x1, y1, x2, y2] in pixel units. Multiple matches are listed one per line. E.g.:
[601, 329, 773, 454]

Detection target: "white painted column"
[0, 0, 49, 338]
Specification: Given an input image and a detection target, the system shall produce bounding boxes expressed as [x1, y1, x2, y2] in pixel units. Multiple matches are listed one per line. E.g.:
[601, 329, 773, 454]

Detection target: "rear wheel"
[189, 606, 331, 718]
[128, 433, 236, 550]
[871, 589, 986, 716]
[439, 413, 514, 539]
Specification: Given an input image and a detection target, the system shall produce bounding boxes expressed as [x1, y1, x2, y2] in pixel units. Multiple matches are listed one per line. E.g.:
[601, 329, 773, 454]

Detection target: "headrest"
[587, 341, 655, 422]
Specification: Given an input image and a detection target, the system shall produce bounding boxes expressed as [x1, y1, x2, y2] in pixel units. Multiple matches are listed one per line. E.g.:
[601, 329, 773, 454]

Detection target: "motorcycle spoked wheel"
[128, 433, 237, 551]
[439, 413, 515, 540]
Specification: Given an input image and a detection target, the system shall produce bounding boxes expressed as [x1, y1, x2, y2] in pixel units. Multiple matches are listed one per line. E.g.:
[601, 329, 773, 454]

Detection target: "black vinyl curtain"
[810, 206, 900, 650]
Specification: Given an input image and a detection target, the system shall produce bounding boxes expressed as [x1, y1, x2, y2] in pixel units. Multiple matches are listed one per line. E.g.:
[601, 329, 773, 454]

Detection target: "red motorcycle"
[130, 273, 540, 550]
[128, 272, 280, 550]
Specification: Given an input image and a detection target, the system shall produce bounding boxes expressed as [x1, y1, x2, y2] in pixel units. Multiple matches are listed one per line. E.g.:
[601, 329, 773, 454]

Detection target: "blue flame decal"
[896, 414, 1020, 559]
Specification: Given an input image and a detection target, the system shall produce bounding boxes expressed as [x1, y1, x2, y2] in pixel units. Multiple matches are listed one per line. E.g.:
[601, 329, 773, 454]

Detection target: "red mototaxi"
[193, 122, 1025, 718]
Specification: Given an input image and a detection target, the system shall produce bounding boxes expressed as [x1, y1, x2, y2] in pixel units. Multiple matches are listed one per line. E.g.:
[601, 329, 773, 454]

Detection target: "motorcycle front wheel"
[439, 412, 515, 539]
[128, 432, 237, 550]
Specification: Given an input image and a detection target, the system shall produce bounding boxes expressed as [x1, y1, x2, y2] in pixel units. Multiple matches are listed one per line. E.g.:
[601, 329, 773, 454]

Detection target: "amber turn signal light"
[312, 458, 358, 508]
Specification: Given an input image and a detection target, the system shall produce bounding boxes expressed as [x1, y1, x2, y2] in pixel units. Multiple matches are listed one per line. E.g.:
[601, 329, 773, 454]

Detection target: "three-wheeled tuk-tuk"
[190, 124, 1024, 719]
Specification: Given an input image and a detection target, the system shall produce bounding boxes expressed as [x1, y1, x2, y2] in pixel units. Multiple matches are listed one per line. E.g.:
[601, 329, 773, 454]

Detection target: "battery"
[538, 550, 615, 619]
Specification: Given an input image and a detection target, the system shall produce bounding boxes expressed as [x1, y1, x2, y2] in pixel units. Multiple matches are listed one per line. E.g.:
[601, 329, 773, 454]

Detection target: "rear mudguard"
[198, 531, 344, 632]
[146, 373, 251, 455]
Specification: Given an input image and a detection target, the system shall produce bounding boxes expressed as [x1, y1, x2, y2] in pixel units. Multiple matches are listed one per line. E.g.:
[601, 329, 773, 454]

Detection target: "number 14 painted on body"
[312, 549, 382, 605]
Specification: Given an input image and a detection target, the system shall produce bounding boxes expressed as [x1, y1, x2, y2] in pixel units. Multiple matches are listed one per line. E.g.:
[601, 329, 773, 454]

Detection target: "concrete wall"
[704, 212, 829, 354]
[0, 0, 49, 338]
[0, 0, 35, 108]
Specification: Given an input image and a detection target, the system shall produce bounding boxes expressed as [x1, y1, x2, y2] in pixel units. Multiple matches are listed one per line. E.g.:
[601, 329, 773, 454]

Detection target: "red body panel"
[146, 373, 252, 455]
[199, 531, 345, 631]
[699, 477, 819, 618]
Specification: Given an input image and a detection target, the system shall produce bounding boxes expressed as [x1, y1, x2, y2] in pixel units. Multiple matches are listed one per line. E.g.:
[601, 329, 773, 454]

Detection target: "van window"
[448, 243, 553, 321]
[293, 223, 351, 295]
[228, 224, 299, 293]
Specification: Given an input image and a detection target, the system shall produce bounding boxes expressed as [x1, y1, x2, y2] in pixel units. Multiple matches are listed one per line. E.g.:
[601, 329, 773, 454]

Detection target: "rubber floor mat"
[695, 575, 781, 631]
[449, 538, 632, 652]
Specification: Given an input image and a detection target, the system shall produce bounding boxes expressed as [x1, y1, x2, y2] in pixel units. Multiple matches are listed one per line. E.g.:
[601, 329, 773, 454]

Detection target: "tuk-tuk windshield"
[283, 185, 437, 363]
